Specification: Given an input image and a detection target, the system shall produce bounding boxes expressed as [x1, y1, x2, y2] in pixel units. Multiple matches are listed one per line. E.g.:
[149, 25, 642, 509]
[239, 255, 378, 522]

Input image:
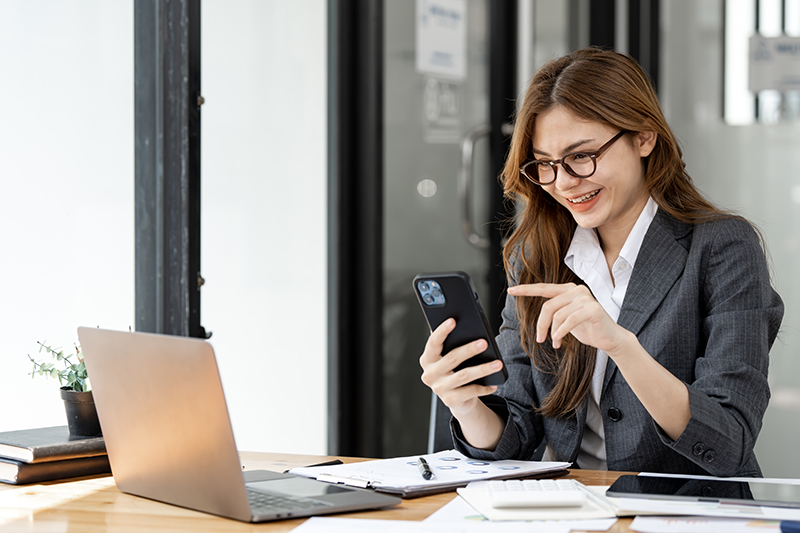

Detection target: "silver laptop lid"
[78, 327, 252, 522]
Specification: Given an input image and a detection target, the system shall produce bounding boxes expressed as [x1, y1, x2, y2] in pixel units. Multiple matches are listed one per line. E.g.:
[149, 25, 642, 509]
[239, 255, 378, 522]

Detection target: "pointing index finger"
[508, 283, 571, 299]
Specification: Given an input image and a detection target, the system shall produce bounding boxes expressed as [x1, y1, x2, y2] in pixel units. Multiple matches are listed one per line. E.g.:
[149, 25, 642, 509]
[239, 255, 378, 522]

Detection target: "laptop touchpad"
[248, 477, 355, 498]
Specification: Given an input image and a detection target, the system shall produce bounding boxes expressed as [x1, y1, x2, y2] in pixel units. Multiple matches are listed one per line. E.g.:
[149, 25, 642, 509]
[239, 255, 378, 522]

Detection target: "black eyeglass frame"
[520, 130, 632, 186]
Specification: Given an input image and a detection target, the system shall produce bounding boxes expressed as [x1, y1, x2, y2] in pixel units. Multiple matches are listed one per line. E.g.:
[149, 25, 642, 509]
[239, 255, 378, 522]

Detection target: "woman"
[419, 48, 783, 476]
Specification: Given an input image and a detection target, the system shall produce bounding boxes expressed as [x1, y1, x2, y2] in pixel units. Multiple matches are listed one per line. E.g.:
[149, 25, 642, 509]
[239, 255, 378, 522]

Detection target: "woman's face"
[531, 106, 655, 241]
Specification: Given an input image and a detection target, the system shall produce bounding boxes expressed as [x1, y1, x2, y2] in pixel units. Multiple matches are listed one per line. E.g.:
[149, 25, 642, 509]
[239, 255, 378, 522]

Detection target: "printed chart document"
[290, 450, 570, 498]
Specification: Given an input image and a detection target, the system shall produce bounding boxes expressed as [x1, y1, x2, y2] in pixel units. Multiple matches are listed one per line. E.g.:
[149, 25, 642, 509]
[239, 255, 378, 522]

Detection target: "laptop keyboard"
[246, 488, 333, 516]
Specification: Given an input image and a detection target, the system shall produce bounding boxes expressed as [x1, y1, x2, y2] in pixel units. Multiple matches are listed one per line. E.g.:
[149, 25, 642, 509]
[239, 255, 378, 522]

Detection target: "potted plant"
[28, 342, 102, 437]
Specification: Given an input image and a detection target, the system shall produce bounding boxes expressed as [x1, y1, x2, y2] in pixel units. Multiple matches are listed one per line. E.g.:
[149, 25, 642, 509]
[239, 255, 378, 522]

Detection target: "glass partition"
[201, 0, 328, 454]
[662, 0, 800, 477]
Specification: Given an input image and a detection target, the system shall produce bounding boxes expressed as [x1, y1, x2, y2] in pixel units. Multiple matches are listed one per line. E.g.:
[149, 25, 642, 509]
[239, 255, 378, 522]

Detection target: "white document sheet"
[424, 493, 617, 531]
[629, 515, 781, 533]
[289, 516, 571, 533]
[614, 496, 800, 521]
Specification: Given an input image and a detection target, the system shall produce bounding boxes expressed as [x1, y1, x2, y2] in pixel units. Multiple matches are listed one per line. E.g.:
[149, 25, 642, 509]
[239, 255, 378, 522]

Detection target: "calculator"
[487, 479, 587, 508]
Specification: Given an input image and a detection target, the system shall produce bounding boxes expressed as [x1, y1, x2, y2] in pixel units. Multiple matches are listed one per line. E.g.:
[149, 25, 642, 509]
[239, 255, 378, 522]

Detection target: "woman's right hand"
[419, 318, 504, 418]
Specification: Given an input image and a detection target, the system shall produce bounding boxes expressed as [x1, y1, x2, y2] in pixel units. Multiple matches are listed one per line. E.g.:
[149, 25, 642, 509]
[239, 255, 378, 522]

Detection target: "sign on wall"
[749, 36, 800, 92]
[415, 0, 467, 80]
[416, 0, 466, 143]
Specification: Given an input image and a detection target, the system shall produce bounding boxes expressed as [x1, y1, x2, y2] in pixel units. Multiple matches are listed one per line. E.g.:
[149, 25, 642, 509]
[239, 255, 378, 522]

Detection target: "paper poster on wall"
[416, 0, 467, 80]
[749, 36, 800, 92]
[422, 77, 461, 143]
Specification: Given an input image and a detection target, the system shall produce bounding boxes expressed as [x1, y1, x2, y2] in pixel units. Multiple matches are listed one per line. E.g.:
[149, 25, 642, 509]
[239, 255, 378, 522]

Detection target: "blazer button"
[607, 407, 622, 421]
[692, 442, 705, 456]
[703, 450, 716, 463]
[702, 486, 715, 497]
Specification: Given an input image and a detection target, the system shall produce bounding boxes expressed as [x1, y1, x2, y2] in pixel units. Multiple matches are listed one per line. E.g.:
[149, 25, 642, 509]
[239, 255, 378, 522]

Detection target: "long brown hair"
[502, 48, 724, 418]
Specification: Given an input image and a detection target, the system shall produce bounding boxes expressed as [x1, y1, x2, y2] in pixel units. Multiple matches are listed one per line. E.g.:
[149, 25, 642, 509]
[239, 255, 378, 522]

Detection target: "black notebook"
[0, 454, 111, 485]
[0, 426, 106, 463]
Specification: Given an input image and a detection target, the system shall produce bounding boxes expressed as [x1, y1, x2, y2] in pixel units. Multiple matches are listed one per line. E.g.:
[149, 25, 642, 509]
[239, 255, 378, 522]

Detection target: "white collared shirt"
[563, 197, 658, 470]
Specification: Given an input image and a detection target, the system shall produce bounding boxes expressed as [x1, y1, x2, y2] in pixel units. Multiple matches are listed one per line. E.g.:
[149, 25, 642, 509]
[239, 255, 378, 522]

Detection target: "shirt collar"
[565, 197, 658, 277]
[618, 196, 658, 270]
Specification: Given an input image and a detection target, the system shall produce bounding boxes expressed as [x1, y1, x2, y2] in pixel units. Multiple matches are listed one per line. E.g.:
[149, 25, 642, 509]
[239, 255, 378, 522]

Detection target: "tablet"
[606, 475, 800, 509]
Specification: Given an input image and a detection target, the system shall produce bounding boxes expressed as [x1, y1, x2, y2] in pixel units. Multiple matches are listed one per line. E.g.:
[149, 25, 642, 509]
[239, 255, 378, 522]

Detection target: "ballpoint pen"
[417, 457, 434, 480]
[282, 459, 343, 474]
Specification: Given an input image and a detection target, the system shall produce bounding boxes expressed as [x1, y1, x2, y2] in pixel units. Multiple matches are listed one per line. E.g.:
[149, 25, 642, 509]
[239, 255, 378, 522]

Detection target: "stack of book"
[0, 426, 111, 485]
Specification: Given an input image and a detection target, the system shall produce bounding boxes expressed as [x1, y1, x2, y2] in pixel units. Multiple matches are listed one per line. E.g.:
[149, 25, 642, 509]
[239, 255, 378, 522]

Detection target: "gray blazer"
[453, 210, 783, 476]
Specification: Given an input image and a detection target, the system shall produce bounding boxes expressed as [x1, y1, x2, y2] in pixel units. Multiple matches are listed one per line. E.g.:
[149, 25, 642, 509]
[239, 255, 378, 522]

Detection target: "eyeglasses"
[520, 130, 630, 186]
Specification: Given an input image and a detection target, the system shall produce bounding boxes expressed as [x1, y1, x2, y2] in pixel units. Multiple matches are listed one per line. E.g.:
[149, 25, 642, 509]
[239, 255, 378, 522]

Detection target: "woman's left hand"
[508, 283, 629, 356]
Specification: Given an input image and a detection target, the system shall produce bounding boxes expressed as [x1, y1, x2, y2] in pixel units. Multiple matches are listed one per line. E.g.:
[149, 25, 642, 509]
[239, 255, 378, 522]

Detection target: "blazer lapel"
[602, 210, 692, 394]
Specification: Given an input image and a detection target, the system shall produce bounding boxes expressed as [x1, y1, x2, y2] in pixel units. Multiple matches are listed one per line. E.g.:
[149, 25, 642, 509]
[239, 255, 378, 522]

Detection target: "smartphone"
[413, 271, 508, 386]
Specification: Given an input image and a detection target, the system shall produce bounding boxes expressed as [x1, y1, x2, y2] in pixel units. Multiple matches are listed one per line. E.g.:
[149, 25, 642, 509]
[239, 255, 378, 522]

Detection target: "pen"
[417, 457, 434, 480]
[283, 459, 343, 474]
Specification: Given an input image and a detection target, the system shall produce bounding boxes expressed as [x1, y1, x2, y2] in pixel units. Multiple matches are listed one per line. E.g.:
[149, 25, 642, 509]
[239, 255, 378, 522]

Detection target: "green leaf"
[49, 368, 59, 379]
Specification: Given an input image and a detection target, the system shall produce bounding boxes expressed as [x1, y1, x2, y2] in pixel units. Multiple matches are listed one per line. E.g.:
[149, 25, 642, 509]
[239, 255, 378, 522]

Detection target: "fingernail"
[507, 286, 518, 294]
[476, 340, 487, 350]
[491, 361, 502, 370]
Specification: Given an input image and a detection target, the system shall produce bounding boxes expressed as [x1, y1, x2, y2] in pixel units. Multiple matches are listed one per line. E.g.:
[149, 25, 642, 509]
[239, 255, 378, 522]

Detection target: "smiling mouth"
[567, 190, 600, 204]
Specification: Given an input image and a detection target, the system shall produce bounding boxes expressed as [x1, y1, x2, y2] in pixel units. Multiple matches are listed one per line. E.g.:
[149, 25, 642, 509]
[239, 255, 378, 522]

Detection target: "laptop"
[77, 327, 400, 522]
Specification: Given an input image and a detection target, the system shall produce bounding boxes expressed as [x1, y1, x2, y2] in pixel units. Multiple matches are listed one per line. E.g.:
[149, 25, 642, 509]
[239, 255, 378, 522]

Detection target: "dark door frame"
[134, 0, 206, 339]
[327, 0, 385, 457]
[327, 0, 517, 458]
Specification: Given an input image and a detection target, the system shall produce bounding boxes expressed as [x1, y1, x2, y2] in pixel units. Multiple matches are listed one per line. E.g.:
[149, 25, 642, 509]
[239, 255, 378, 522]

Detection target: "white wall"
[0, 1, 135, 431]
[0, 1, 328, 457]
[201, 1, 328, 454]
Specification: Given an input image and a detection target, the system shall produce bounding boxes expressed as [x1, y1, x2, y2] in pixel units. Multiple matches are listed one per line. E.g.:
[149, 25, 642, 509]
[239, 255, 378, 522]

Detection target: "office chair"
[427, 391, 546, 460]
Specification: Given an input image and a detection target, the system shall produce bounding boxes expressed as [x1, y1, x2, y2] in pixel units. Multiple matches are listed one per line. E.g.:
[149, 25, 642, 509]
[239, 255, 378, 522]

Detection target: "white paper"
[290, 516, 569, 532]
[629, 515, 781, 533]
[415, 0, 467, 80]
[424, 494, 617, 531]
[422, 493, 487, 522]
[614, 496, 800, 521]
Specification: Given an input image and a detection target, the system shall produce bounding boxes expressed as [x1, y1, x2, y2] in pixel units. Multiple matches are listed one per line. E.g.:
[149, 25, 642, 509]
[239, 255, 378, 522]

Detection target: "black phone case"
[413, 271, 508, 386]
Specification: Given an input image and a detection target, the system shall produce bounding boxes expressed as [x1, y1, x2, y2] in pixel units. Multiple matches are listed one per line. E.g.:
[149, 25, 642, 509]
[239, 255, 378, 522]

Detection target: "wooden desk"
[0, 452, 635, 532]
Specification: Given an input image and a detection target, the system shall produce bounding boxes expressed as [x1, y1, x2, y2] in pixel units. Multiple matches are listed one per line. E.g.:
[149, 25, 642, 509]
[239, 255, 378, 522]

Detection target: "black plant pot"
[60, 387, 102, 437]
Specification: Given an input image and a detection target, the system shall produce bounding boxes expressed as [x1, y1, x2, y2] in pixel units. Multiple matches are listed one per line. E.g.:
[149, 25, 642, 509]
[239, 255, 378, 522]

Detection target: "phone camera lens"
[431, 289, 442, 298]
[423, 294, 434, 305]
[419, 282, 429, 292]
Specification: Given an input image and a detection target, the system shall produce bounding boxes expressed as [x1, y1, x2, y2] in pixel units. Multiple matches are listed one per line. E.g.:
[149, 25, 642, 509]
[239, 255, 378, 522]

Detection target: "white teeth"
[568, 190, 599, 204]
